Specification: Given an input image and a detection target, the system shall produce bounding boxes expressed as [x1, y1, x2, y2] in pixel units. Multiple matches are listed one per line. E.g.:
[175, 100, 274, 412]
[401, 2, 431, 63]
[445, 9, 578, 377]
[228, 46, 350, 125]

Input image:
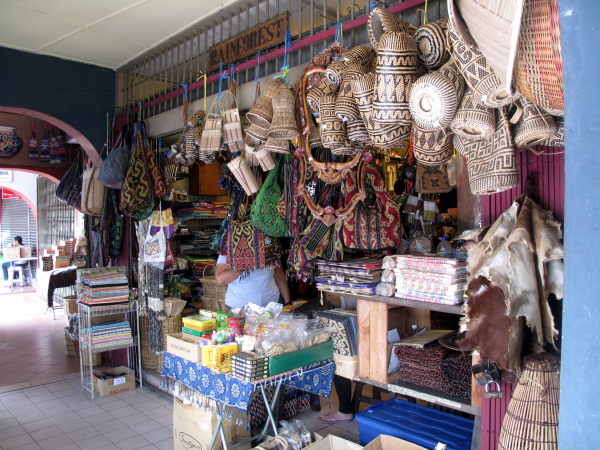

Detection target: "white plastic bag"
[143, 207, 166, 263]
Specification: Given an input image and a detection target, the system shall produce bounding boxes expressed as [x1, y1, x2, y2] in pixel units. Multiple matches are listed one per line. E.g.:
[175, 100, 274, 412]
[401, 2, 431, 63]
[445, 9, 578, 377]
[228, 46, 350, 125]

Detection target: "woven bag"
[255, 147, 276, 171]
[199, 99, 223, 154]
[447, 21, 513, 108]
[372, 32, 419, 125]
[413, 124, 454, 166]
[98, 125, 131, 189]
[454, 107, 519, 195]
[251, 154, 289, 237]
[325, 46, 373, 86]
[55, 148, 84, 210]
[247, 79, 283, 129]
[414, 19, 450, 69]
[334, 62, 367, 122]
[268, 85, 300, 140]
[368, 7, 416, 47]
[227, 155, 260, 196]
[450, 85, 496, 141]
[307, 78, 340, 112]
[514, 0, 563, 115]
[246, 122, 269, 141]
[0, 126, 22, 158]
[81, 166, 105, 216]
[225, 219, 267, 274]
[221, 91, 244, 151]
[409, 59, 466, 131]
[342, 165, 401, 250]
[513, 95, 557, 149]
[415, 162, 452, 194]
[319, 94, 346, 148]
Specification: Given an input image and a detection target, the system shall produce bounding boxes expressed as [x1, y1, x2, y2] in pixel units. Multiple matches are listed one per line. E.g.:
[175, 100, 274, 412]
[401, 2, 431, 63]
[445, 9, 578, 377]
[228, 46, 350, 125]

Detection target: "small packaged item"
[289, 419, 312, 448]
[261, 329, 298, 356]
[182, 315, 217, 332]
[227, 316, 246, 331]
[211, 342, 238, 373]
[299, 327, 333, 349]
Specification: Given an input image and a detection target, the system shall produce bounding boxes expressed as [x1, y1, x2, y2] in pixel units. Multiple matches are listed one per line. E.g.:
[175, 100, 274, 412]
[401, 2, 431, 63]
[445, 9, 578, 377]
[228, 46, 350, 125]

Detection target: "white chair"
[8, 263, 33, 290]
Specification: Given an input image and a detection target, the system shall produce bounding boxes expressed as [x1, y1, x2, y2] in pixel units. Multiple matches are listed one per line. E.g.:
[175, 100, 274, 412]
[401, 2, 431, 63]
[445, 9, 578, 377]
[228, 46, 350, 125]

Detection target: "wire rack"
[78, 301, 142, 399]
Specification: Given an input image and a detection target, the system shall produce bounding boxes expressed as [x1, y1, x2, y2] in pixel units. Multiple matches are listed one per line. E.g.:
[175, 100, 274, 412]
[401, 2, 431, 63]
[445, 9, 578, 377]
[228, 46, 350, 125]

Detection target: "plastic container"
[355, 399, 474, 450]
[436, 237, 453, 256]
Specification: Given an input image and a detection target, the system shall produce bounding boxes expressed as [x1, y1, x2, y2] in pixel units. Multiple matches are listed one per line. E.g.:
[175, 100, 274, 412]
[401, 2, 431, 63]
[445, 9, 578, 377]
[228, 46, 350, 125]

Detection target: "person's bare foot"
[317, 411, 354, 424]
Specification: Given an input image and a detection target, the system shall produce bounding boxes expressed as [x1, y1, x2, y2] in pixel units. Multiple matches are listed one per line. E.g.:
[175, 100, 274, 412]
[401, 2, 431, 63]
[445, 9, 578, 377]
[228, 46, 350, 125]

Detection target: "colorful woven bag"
[225, 218, 267, 275]
[342, 165, 401, 250]
[251, 154, 290, 237]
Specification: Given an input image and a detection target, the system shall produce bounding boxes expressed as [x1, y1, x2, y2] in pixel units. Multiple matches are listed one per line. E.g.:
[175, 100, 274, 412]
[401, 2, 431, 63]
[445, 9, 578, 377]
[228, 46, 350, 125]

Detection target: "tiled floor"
[0, 379, 175, 450]
[0, 292, 79, 392]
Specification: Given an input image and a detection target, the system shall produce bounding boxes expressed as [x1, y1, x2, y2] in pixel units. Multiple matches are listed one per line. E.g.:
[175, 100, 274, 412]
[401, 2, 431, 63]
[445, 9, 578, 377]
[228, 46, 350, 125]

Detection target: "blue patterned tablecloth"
[161, 352, 334, 411]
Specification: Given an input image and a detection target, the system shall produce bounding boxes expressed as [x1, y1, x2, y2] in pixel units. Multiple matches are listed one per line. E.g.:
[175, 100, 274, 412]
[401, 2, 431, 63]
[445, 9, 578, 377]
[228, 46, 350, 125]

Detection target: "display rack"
[78, 300, 142, 399]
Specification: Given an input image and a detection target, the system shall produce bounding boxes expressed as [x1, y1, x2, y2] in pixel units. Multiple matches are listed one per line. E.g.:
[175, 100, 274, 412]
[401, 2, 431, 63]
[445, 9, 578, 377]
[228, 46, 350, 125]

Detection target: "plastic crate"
[269, 340, 334, 376]
[355, 399, 474, 450]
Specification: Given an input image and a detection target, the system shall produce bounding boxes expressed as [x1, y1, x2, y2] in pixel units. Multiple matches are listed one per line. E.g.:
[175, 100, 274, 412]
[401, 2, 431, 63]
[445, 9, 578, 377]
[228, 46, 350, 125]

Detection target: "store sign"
[1, 187, 20, 199]
[209, 13, 288, 71]
[0, 170, 13, 182]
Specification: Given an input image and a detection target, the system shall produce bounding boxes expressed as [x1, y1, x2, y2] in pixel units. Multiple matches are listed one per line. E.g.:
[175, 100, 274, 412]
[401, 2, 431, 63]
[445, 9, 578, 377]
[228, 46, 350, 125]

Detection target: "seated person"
[2, 236, 29, 286]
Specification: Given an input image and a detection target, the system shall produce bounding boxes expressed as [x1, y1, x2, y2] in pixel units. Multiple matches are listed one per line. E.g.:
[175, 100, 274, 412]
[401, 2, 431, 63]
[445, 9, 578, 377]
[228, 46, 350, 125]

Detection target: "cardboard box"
[167, 333, 204, 363]
[362, 435, 426, 450]
[20, 247, 32, 258]
[257, 432, 323, 450]
[334, 353, 359, 380]
[182, 316, 217, 332]
[43, 249, 55, 256]
[3, 247, 20, 259]
[93, 366, 136, 397]
[304, 435, 363, 450]
[173, 396, 250, 450]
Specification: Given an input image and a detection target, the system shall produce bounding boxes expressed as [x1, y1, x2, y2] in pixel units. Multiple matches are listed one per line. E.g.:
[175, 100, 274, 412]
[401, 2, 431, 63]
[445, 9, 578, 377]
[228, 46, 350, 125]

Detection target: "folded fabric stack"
[315, 257, 384, 295]
[314, 310, 358, 356]
[186, 256, 216, 276]
[192, 228, 220, 247]
[84, 320, 133, 351]
[393, 255, 467, 305]
[178, 201, 230, 220]
[79, 269, 129, 305]
[394, 341, 471, 399]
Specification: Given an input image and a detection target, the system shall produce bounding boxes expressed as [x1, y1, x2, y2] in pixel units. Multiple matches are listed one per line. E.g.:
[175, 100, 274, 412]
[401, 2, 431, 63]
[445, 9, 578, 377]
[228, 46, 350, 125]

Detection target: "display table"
[4, 256, 37, 291]
[161, 352, 334, 450]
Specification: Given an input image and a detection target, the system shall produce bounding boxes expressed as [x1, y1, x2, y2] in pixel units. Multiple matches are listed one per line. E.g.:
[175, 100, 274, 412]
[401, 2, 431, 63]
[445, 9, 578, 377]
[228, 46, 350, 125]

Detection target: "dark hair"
[14, 236, 22, 245]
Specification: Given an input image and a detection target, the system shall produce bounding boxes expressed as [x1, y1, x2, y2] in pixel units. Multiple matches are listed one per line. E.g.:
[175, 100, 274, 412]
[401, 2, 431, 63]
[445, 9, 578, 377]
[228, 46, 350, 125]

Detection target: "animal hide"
[459, 197, 564, 375]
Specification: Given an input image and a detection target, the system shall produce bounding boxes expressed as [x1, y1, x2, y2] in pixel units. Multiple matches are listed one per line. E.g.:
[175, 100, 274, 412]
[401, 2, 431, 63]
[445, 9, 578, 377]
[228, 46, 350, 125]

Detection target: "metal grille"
[36, 177, 76, 253]
[0, 198, 36, 249]
[116, 0, 443, 116]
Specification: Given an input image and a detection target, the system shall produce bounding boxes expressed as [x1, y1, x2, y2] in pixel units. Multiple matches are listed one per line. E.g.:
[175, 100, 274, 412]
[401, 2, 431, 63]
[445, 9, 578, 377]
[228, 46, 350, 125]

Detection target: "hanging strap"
[218, 61, 229, 101]
[335, 22, 343, 43]
[275, 31, 292, 85]
[196, 72, 208, 112]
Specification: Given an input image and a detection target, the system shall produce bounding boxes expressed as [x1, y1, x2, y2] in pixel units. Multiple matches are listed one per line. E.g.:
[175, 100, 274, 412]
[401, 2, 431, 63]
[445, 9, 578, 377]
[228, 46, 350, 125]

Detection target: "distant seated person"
[2, 236, 29, 286]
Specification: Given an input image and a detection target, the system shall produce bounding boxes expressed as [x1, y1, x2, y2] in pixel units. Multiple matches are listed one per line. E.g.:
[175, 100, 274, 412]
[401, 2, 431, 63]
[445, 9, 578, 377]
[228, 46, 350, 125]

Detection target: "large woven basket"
[413, 124, 454, 166]
[199, 275, 228, 300]
[245, 122, 269, 141]
[414, 19, 450, 70]
[247, 79, 283, 128]
[265, 137, 290, 154]
[140, 315, 183, 371]
[409, 59, 465, 131]
[319, 94, 347, 148]
[454, 107, 519, 195]
[307, 78, 339, 113]
[308, 119, 323, 148]
[325, 46, 373, 86]
[63, 295, 78, 315]
[513, 95, 557, 149]
[514, 0, 563, 115]
[499, 353, 560, 450]
[164, 297, 187, 318]
[334, 62, 367, 123]
[368, 7, 416, 48]
[447, 21, 513, 108]
[330, 142, 360, 156]
[540, 117, 564, 147]
[451, 85, 496, 141]
[72, 339, 103, 367]
[268, 86, 300, 140]
[372, 32, 419, 125]
[347, 119, 371, 144]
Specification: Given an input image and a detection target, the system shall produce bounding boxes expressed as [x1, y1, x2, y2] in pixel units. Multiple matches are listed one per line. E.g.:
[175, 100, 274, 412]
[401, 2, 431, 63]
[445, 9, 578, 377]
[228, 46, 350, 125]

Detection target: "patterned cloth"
[160, 352, 334, 411]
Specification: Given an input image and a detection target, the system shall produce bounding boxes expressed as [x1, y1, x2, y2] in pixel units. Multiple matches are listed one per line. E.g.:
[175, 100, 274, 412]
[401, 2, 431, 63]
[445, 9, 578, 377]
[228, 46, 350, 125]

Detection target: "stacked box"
[231, 352, 269, 381]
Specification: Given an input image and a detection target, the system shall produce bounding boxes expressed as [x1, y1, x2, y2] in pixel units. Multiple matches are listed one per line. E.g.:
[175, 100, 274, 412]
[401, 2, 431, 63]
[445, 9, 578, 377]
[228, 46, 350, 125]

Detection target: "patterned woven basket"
[372, 32, 419, 124]
[414, 19, 450, 69]
[63, 295, 78, 315]
[256, 147, 277, 171]
[347, 119, 371, 144]
[198, 100, 223, 153]
[319, 94, 347, 148]
[368, 7, 417, 47]
[140, 315, 183, 370]
[307, 78, 339, 112]
[409, 59, 466, 131]
[72, 339, 103, 367]
[451, 85, 496, 141]
[325, 46, 373, 86]
[498, 353, 560, 450]
[540, 117, 564, 147]
[247, 79, 283, 128]
[308, 119, 323, 148]
[227, 156, 261, 195]
[245, 135, 262, 154]
[413, 124, 454, 166]
[454, 107, 519, 195]
[265, 137, 290, 154]
[246, 122, 269, 141]
[222, 93, 244, 151]
[447, 22, 513, 108]
[334, 62, 367, 122]
[513, 95, 557, 149]
[268, 86, 300, 140]
[514, 0, 563, 115]
[164, 297, 187, 317]
[330, 142, 361, 156]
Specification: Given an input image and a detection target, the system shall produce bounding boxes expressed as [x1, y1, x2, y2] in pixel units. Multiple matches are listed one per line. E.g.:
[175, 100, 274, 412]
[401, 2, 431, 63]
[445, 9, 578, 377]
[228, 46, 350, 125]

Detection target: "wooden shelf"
[357, 375, 481, 417]
[320, 291, 464, 315]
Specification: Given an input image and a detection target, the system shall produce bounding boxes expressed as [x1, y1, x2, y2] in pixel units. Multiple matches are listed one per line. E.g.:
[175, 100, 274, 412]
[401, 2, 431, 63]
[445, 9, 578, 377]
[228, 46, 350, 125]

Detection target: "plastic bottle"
[437, 237, 452, 256]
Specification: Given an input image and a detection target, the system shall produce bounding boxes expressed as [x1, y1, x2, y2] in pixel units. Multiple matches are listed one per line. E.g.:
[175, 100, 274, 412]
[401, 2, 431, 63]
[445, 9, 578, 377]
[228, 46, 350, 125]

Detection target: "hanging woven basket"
[246, 122, 269, 141]
[368, 7, 417, 48]
[319, 94, 347, 148]
[409, 59, 466, 131]
[265, 136, 290, 154]
[413, 124, 454, 166]
[268, 85, 300, 140]
[540, 117, 564, 147]
[454, 107, 519, 195]
[307, 77, 340, 113]
[514, 0, 563, 115]
[335, 62, 368, 123]
[512, 95, 557, 149]
[198, 100, 223, 154]
[372, 31, 419, 125]
[330, 142, 361, 155]
[247, 79, 283, 129]
[451, 85, 496, 141]
[255, 147, 277, 171]
[347, 119, 371, 144]
[325, 45, 374, 86]
[221, 92, 244, 152]
[308, 119, 323, 149]
[227, 155, 260, 195]
[414, 19, 451, 70]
